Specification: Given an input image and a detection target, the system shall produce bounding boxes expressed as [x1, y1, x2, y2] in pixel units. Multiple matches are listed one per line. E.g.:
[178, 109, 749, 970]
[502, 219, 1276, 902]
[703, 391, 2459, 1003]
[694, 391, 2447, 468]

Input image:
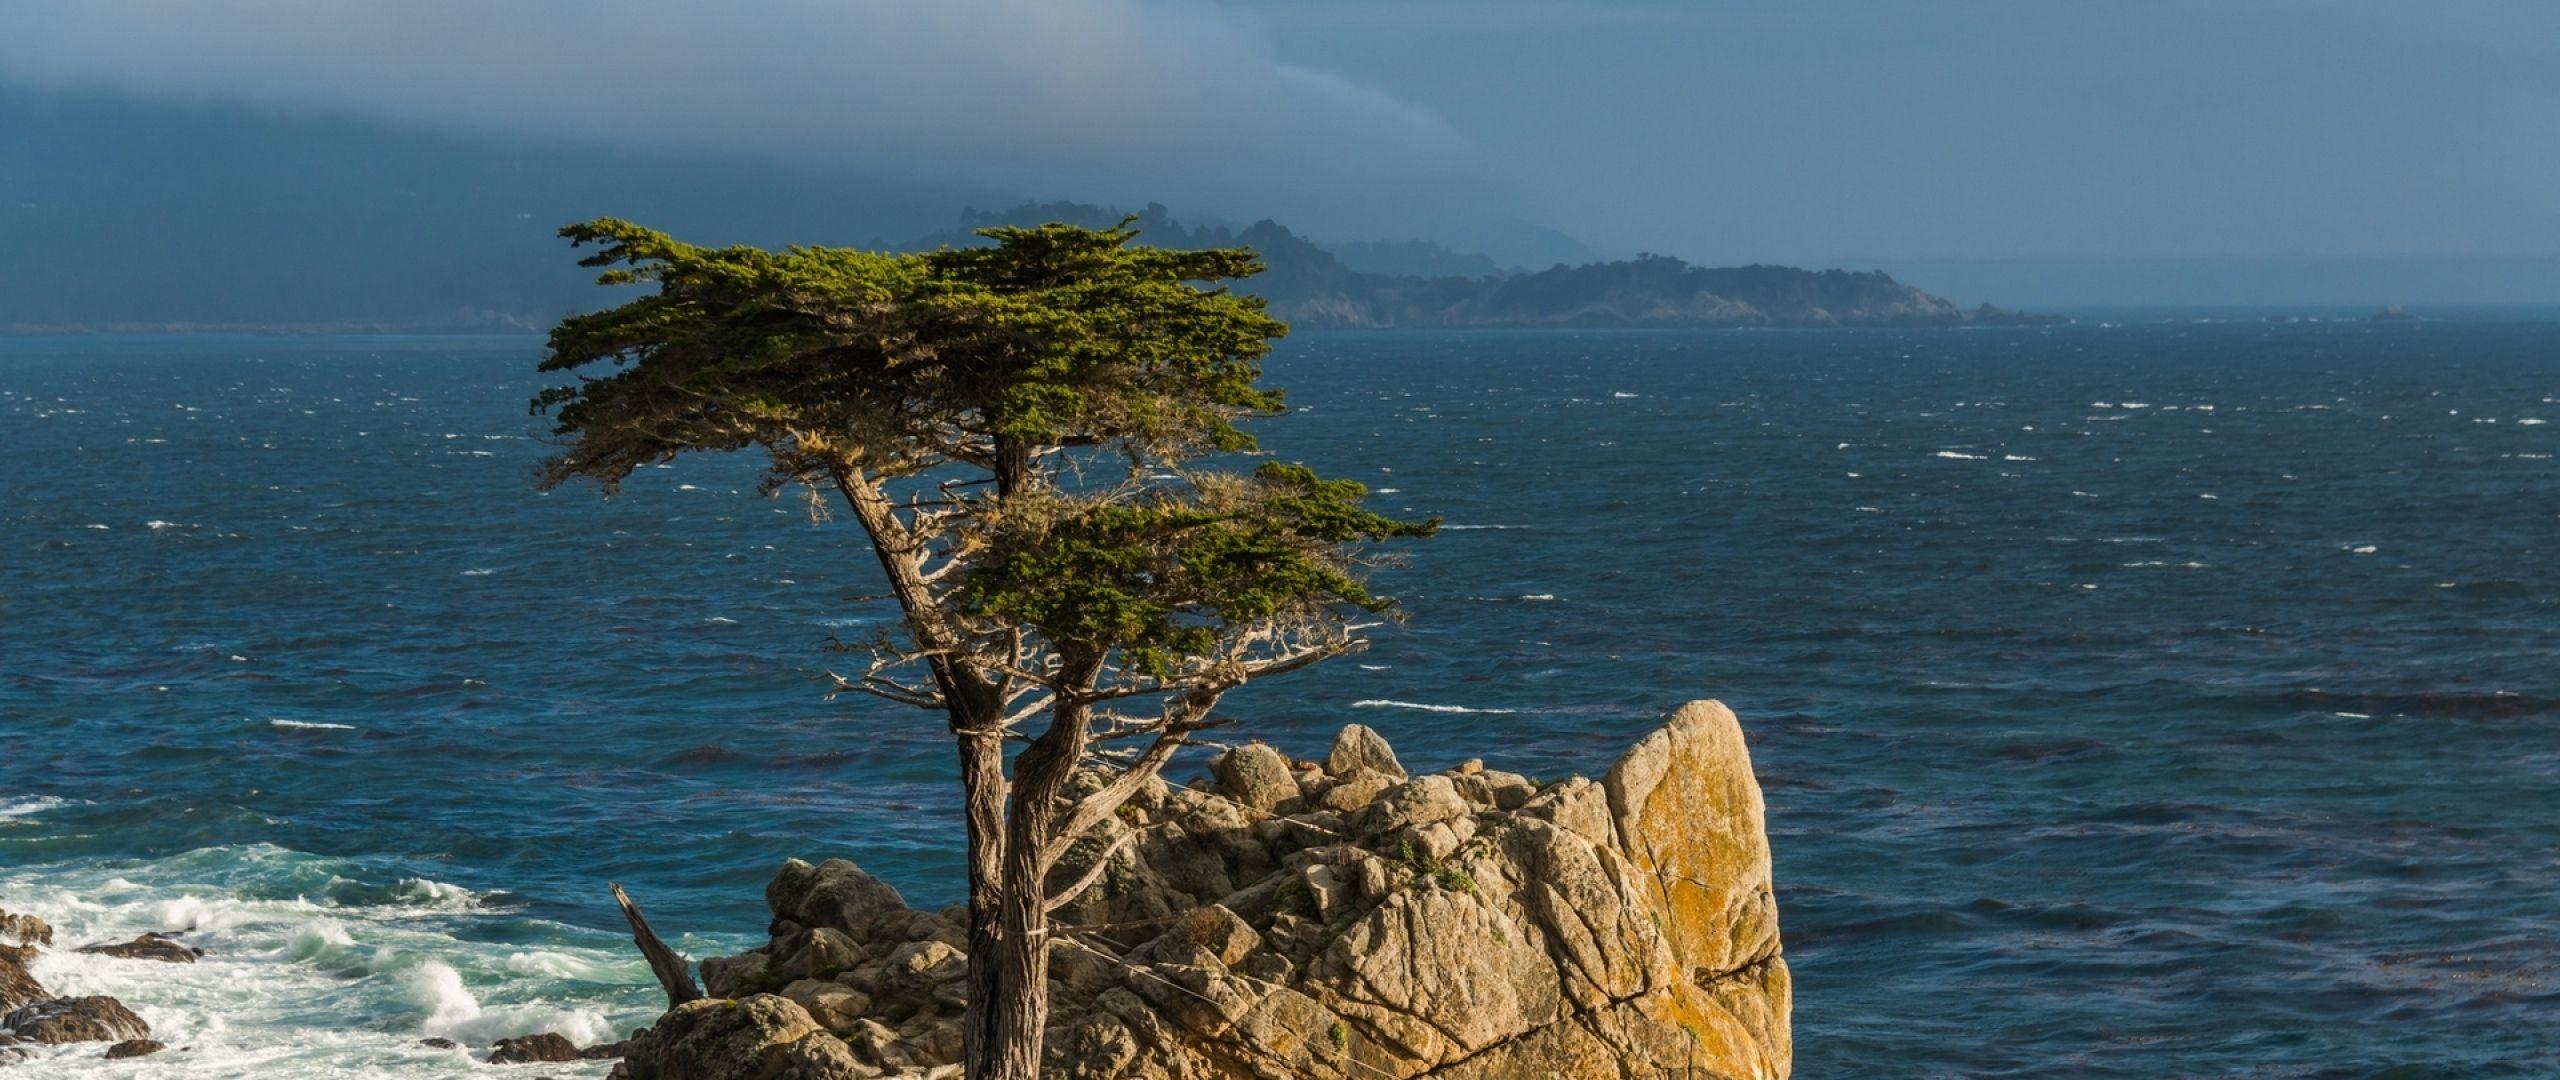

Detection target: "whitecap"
[1356, 664, 1392, 671]
[145, 520, 190, 530]
[2344, 544, 2378, 554]
[1612, 392, 1640, 399]
[2520, 418, 2547, 426]
[1438, 525, 1520, 531]
[0, 795, 73, 819]
[460, 568, 496, 577]
[705, 616, 739, 624]
[2002, 455, 2036, 461]
[1517, 594, 1559, 601]
[1351, 699, 1518, 715]
[268, 719, 356, 732]
[1931, 451, 1986, 460]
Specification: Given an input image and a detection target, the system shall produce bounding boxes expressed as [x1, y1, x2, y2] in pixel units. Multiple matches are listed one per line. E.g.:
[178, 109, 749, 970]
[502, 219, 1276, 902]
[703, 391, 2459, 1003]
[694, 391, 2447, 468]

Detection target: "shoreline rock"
[0, 904, 159, 1060]
[617, 700, 1789, 1079]
[78, 932, 205, 964]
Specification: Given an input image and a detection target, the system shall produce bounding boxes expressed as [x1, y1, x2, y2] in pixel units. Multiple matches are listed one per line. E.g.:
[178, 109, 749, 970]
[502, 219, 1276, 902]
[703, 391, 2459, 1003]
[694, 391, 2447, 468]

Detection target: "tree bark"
[967, 659, 1099, 1080]
[957, 724, 1012, 1077]
[610, 883, 702, 1007]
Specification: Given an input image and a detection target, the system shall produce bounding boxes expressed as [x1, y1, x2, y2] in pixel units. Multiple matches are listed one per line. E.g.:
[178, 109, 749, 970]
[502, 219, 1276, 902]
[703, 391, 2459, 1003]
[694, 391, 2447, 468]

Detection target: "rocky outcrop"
[618, 701, 1788, 1080]
[0, 904, 159, 1056]
[3, 996, 151, 1045]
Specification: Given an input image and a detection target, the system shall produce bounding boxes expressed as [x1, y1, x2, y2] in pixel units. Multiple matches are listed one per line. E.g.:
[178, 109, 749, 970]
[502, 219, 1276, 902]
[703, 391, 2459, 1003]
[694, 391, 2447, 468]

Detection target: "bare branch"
[1040, 689, 1226, 872]
[1043, 828, 1137, 915]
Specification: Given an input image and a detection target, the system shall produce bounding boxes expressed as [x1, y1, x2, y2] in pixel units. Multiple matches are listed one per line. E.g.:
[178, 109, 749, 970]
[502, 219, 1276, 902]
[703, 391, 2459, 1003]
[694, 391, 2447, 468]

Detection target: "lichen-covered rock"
[631, 701, 1787, 1080]
[1209, 743, 1299, 813]
[612, 995, 875, 1080]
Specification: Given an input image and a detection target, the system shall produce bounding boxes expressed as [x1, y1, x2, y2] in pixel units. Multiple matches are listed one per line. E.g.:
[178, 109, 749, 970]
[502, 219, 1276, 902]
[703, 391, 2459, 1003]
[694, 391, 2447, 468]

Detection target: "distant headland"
[915, 202, 2061, 331]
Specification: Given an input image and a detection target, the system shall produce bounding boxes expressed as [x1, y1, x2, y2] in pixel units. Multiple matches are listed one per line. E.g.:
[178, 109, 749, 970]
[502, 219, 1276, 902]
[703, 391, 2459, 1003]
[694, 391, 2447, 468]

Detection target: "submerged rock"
[104, 1037, 166, 1059]
[78, 932, 204, 964]
[623, 700, 1789, 1079]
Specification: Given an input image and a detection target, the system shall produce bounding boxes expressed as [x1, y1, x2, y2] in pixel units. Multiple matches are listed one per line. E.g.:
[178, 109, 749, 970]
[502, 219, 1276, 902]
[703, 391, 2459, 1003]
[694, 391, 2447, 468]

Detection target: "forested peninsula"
[914, 202, 2059, 330]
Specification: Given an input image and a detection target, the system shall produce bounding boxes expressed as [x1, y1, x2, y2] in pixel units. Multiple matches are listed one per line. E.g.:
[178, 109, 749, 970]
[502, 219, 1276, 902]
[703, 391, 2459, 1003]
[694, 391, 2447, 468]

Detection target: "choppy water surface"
[3, 322, 2557, 1076]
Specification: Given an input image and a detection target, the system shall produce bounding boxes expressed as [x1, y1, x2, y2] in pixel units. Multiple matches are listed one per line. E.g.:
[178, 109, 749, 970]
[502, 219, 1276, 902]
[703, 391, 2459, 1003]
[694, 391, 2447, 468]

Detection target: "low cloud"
[0, 0, 1469, 213]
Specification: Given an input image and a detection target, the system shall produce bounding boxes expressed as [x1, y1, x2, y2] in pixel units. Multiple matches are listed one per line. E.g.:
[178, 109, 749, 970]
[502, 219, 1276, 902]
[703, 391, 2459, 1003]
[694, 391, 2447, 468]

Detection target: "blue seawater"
[2, 321, 2557, 1076]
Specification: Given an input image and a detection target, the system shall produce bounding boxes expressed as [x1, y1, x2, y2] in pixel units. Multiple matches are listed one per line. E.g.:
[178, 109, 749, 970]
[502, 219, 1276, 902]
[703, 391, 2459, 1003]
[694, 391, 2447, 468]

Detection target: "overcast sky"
[3, 0, 2557, 274]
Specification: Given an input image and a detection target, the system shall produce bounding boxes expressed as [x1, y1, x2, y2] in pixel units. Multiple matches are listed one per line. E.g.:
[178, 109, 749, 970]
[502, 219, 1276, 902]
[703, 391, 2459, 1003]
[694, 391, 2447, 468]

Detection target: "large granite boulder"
[634, 701, 1789, 1080]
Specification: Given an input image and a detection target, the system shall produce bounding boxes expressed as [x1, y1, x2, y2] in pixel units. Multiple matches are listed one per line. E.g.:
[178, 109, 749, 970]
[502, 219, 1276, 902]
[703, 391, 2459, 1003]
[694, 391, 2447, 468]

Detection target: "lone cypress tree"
[536, 218, 1433, 1079]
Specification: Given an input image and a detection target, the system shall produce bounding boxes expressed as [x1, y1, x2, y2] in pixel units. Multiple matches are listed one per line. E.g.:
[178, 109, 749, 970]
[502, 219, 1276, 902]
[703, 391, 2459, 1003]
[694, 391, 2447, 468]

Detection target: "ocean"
[3, 320, 2556, 1076]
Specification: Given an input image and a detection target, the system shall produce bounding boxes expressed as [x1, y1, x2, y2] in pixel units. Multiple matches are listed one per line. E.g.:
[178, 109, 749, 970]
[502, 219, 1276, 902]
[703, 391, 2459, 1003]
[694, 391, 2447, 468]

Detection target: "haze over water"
[3, 320, 2558, 1075]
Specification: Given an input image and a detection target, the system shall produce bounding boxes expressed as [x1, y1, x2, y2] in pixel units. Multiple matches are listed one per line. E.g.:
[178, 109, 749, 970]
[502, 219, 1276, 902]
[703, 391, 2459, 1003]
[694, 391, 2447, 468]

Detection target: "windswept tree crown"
[535, 218, 1290, 491]
[534, 218, 1432, 678]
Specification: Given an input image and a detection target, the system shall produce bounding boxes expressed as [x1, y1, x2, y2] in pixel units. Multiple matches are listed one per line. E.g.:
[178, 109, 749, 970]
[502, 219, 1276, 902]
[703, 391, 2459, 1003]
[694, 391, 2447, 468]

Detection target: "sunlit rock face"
[620, 701, 1790, 1080]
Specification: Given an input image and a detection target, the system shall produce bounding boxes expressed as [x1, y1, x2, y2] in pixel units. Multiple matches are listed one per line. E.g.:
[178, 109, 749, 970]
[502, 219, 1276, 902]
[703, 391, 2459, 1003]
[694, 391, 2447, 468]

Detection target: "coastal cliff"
[615, 700, 1790, 1079]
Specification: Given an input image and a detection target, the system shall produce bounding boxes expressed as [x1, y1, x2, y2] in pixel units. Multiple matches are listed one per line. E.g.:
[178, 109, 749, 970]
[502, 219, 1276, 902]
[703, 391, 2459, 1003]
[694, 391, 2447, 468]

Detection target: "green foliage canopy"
[535, 218, 1432, 684]
[536, 218, 1289, 492]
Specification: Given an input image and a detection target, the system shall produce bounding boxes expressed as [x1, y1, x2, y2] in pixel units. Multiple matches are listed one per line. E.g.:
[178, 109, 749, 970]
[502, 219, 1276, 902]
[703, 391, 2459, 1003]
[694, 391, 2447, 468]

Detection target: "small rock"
[103, 1038, 165, 1060]
[1319, 767, 1395, 813]
[879, 939, 968, 1009]
[1479, 770, 1538, 810]
[418, 1037, 459, 1049]
[1302, 864, 1350, 920]
[1157, 905, 1259, 968]
[698, 949, 774, 998]
[774, 926, 867, 981]
[1354, 775, 1470, 835]
[77, 932, 202, 964]
[488, 1031, 580, 1063]
[1327, 724, 1406, 779]
[578, 1039, 629, 1059]
[1453, 758, 1484, 775]
[1210, 743, 1299, 813]
[2, 996, 150, 1044]
[780, 977, 871, 1032]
